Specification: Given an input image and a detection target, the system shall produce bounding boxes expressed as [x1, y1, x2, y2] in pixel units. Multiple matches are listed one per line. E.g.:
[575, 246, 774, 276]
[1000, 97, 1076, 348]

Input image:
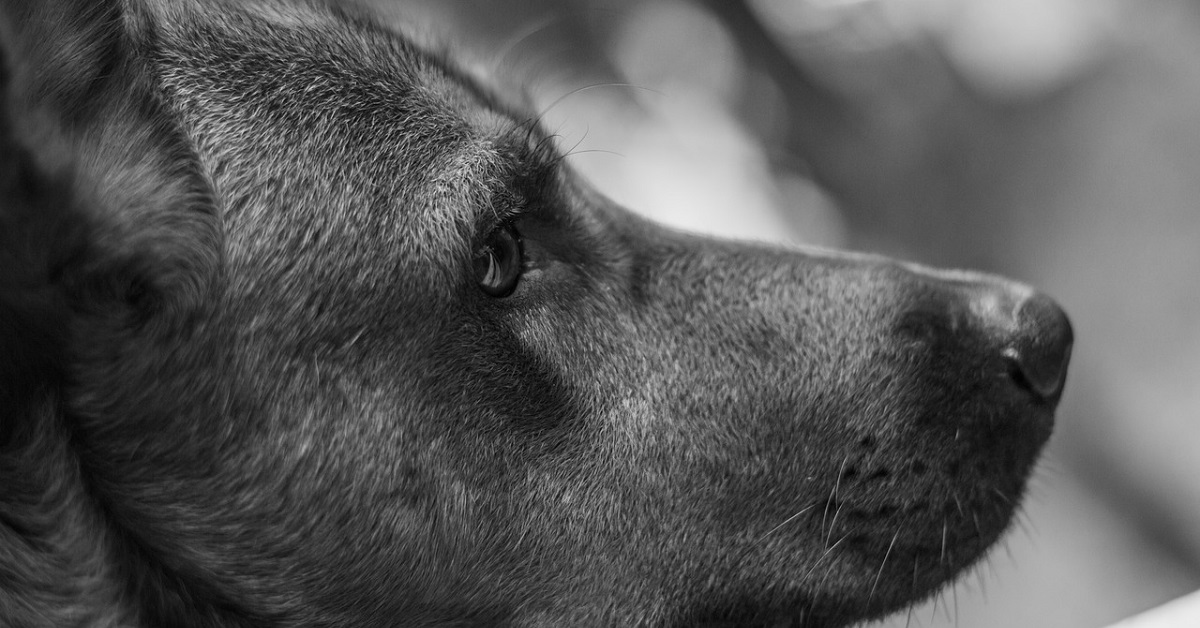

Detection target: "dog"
[0, 1, 1073, 626]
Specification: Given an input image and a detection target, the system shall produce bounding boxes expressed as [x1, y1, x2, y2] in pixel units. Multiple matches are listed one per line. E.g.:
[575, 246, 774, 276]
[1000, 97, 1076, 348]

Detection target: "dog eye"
[473, 223, 523, 297]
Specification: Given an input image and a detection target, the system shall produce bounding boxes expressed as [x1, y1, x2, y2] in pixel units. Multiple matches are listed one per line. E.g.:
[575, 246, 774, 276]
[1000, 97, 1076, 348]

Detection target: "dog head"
[0, 1, 1071, 626]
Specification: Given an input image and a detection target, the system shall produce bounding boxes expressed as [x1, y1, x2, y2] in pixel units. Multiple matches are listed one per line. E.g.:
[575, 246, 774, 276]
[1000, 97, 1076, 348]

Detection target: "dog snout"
[893, 265, 1073, 404]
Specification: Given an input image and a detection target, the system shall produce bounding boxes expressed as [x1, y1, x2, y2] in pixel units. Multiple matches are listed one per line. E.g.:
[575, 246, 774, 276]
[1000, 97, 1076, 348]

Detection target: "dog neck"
[0, 392, 136, 626]
[1, 392, 272, 627]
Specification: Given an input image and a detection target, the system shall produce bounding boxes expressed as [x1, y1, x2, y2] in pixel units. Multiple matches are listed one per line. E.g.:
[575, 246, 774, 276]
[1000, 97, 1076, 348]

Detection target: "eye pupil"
[474, 224, 522, 297]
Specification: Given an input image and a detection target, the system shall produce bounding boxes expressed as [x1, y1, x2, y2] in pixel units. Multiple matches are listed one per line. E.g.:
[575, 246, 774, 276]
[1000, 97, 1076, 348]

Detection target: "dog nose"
[894, 265, 1073, 403]
[1002, 292, 1073, 401]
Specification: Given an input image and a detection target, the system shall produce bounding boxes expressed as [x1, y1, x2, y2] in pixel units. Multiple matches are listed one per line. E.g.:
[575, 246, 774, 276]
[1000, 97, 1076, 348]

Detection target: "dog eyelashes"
[473, 222, 523, 297]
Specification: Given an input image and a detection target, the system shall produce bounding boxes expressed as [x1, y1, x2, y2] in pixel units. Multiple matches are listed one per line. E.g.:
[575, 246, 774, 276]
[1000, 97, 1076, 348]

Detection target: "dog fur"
[0, 1, 1071, 626]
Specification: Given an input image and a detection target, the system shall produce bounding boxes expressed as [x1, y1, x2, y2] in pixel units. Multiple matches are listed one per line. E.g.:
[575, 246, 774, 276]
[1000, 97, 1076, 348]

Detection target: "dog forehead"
[147, 1, 522, 285]
[154, 1, 513, 166]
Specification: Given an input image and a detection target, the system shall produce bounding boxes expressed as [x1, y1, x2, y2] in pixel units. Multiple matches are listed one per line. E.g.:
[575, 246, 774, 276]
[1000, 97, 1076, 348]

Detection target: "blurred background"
[361, 0, 1200, 625]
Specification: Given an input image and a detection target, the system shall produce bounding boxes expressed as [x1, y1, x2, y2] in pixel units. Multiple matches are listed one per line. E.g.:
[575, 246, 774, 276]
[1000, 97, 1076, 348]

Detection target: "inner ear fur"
[0, 0, 221, 332]
[0, 0, 223, 451]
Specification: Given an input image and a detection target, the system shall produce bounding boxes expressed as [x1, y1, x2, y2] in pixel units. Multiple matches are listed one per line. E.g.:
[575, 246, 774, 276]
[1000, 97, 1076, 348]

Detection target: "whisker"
[551, 125, 592, 164]
[1003, 537, 1017, 565]
[755, 503, 817, 545]
[801, 532, 852, 581]
[560, 148, 625, 161]
[530, 82, 661, 130]
[492, 14, 562, 72]
[822, 455, 849, 541]
[952, 579, 960, 626]
[940, 519, 948, 565]
[1014, 508, 1037, 544]
[825, 456, 852, 549]
[867, 529, 900, 607]
[825, 500, 845, 551]
[530, 131, 561, 159]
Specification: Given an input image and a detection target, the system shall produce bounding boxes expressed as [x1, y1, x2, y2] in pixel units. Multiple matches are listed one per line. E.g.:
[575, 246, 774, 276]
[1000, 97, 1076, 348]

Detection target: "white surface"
[1109, 590, 1200, 628]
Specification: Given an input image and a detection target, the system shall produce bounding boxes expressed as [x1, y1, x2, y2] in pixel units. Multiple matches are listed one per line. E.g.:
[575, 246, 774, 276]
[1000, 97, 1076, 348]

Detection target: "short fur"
[0, 1, 1071, 626]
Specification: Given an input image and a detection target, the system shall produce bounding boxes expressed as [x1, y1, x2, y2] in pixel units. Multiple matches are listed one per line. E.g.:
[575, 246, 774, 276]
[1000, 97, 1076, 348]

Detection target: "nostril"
[1004, 293, 1074, 401]
[1002, 347, 1043, 398]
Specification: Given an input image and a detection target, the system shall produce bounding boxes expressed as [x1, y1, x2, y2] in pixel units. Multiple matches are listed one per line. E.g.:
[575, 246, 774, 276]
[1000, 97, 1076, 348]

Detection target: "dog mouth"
[672, 488, 1022, 628]
[821, 451, 1034, 555]
[761, 456, 1032, 624]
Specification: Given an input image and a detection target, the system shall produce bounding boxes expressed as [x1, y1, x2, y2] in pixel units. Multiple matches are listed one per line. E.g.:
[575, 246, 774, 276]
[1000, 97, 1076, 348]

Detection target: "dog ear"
[0, 0, 220, 330]
[0, 0, 219, 425]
